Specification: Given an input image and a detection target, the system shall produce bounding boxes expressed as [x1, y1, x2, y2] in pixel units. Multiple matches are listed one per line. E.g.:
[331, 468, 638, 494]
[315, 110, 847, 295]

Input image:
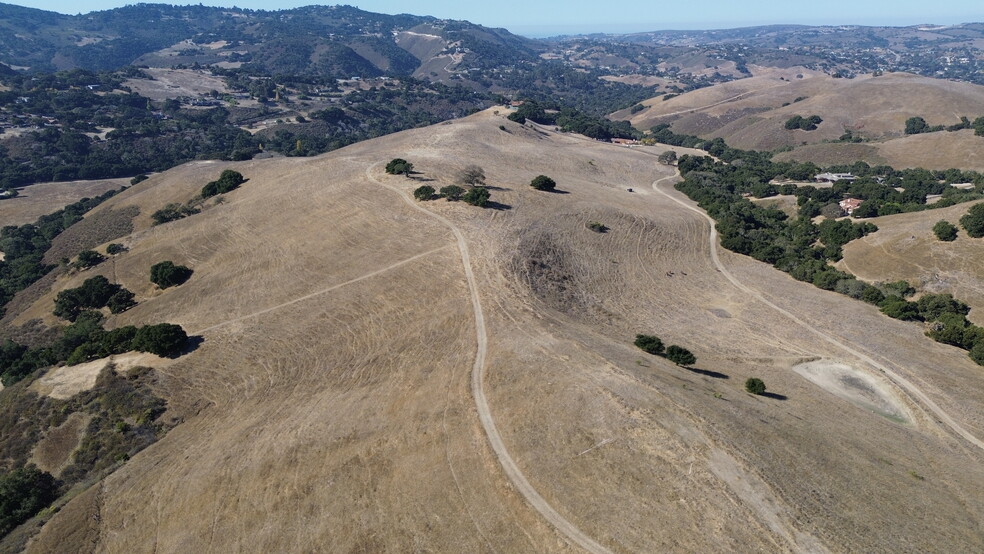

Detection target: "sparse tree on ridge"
[458, 165, 486, 186]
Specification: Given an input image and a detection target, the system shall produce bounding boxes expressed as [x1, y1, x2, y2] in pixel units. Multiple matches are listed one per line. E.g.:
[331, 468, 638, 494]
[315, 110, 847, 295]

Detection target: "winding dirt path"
[365, 165, 612, 553]
[653, 172, 984, 452]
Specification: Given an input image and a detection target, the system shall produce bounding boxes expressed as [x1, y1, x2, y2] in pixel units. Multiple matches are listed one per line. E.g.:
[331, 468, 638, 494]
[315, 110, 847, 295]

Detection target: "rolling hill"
[4, 109, 984, 551]
[614, 69, 984, 170]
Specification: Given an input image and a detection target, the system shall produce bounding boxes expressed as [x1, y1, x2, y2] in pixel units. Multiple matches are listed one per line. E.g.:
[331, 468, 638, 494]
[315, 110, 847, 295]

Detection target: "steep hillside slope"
[9, 110, 984, 552]
[618, 70, 984, 161]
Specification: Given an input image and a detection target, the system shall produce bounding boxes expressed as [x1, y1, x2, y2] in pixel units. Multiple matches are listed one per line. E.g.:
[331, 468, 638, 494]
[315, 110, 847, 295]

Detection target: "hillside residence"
[611, 138, 639, 146]
[839, 198, 863, 214]
[815, 172, 858, 183]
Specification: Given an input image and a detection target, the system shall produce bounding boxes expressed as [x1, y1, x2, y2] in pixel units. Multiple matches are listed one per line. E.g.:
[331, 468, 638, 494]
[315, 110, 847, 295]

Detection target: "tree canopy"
[150, 261, 193, 289]
[530, 175, 556, 191]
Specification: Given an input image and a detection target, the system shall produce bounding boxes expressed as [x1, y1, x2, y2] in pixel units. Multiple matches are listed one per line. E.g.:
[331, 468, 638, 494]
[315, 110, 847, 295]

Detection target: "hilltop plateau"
[3, 109, 983, 552]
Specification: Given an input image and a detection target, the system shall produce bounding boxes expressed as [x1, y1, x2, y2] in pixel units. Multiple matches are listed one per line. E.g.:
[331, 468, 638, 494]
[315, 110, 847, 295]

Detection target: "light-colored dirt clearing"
[29, 352, 169, 400]
[123, 68, 232, 102]
[793, 359, 911, 422]
[0, 178, 128, 227]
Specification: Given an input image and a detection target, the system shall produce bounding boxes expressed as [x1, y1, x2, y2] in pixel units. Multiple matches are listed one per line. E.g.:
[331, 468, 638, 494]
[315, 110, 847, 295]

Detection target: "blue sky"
[10, 0, 983, 37]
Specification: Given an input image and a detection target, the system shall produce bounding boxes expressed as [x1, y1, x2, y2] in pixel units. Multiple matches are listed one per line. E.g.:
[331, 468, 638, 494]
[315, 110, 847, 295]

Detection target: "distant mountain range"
[0, 3, 541, 77]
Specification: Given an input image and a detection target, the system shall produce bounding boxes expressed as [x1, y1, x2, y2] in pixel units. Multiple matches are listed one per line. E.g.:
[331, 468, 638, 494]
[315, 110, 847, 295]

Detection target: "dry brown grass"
[0, 178, 127, 227]
[16, 109, 984, 552]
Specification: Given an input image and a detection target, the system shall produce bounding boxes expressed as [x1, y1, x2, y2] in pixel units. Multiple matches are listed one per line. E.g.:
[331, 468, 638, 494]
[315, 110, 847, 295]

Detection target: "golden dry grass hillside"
[615, 70, 984, 170]
[7, 109, 984, 552]
[0, 178, 128, 227]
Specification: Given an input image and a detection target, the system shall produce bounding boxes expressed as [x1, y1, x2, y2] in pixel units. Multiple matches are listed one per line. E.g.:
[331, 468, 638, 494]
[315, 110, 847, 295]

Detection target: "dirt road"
[653, 173, 984, 452]
[366, 165, 612, 553]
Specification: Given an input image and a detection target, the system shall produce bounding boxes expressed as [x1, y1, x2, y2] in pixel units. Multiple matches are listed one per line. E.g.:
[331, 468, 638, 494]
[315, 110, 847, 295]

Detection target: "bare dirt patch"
[30, 352, 169, 400]
[123, 68, 232, 102]
[793, 359, 911, 422]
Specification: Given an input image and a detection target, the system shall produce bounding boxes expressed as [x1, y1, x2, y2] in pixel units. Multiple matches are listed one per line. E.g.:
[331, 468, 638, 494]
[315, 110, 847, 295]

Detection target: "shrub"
[201, 170, 245, 198]
[462, 187, 491, 207]
[634, 334, 664, 355]
[150, 261, 193, 289]
[413, 185, 436, 201]
[933, 220, 958, 241]
[74, 250, 105, 269]
[744, 377, 766, 395]
[130, 323, 188, 357]
[151, 203, 199, 225]
[130, 174, 148, 185]
[587, 221, 609, 233]
[440, 185, 465, 201]
[530, 175, 556, 191]
[666, 345, 697, 366]
[658, 151, 677, 165]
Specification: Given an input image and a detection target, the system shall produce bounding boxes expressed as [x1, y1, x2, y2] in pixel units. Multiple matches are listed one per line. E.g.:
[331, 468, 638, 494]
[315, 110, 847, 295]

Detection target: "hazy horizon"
[5, 0, 981, 38]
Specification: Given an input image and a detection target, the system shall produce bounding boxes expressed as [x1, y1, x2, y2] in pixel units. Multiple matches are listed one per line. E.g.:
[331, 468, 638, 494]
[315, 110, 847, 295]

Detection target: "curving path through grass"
[365, 165, 612, 553]
[653, 172, 984, 452]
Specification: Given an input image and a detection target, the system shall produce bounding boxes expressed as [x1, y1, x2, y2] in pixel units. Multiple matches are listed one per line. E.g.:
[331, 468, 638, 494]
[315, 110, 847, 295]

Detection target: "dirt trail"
[653, 173, 984, 452]
[365, 164, 612, 553]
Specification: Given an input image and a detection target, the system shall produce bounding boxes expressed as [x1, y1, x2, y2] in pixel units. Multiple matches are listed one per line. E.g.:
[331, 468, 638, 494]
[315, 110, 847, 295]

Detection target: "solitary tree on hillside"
[150, 261, 193, 289]
[933, 220, 958, 241]
[530, 175, 556, 191]
[458, 165, 486, 186]
[385, 158, 413, 176]
[904, 116, 929, 135]
[658, 151, 677, 165]
[745, 377, 767, 395]
[74, 250, 105, 269]
[666, 345, 696, 367]
[130, 323, 189, 357]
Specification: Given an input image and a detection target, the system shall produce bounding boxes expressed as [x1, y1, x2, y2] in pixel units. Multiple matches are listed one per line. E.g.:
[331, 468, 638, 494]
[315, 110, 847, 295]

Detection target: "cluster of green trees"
[413, 184, 490, 207]
[201, 169, 246, 198]
[506, 100, 637, 140]
[151, 203, 199, 225]
[905, 115, 984, 136]
[0, 189, 120, 316]
[0, 465, 58, 538]
[53, 275, 136, 321]
[1, 311, 189, 385]
[633, 334, 697, 366]
[784, 115, 823, 131]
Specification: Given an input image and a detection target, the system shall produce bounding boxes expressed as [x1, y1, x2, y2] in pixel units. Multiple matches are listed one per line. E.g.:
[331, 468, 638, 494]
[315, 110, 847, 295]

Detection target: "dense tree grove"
[784, 115, 823, 131]
[667, 129, 984, 366]
[53, 275, 136, 321]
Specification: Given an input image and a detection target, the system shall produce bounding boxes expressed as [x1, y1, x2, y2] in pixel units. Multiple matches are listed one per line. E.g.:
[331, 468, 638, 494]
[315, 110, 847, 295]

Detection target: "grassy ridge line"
[364, 163, 613, 554]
